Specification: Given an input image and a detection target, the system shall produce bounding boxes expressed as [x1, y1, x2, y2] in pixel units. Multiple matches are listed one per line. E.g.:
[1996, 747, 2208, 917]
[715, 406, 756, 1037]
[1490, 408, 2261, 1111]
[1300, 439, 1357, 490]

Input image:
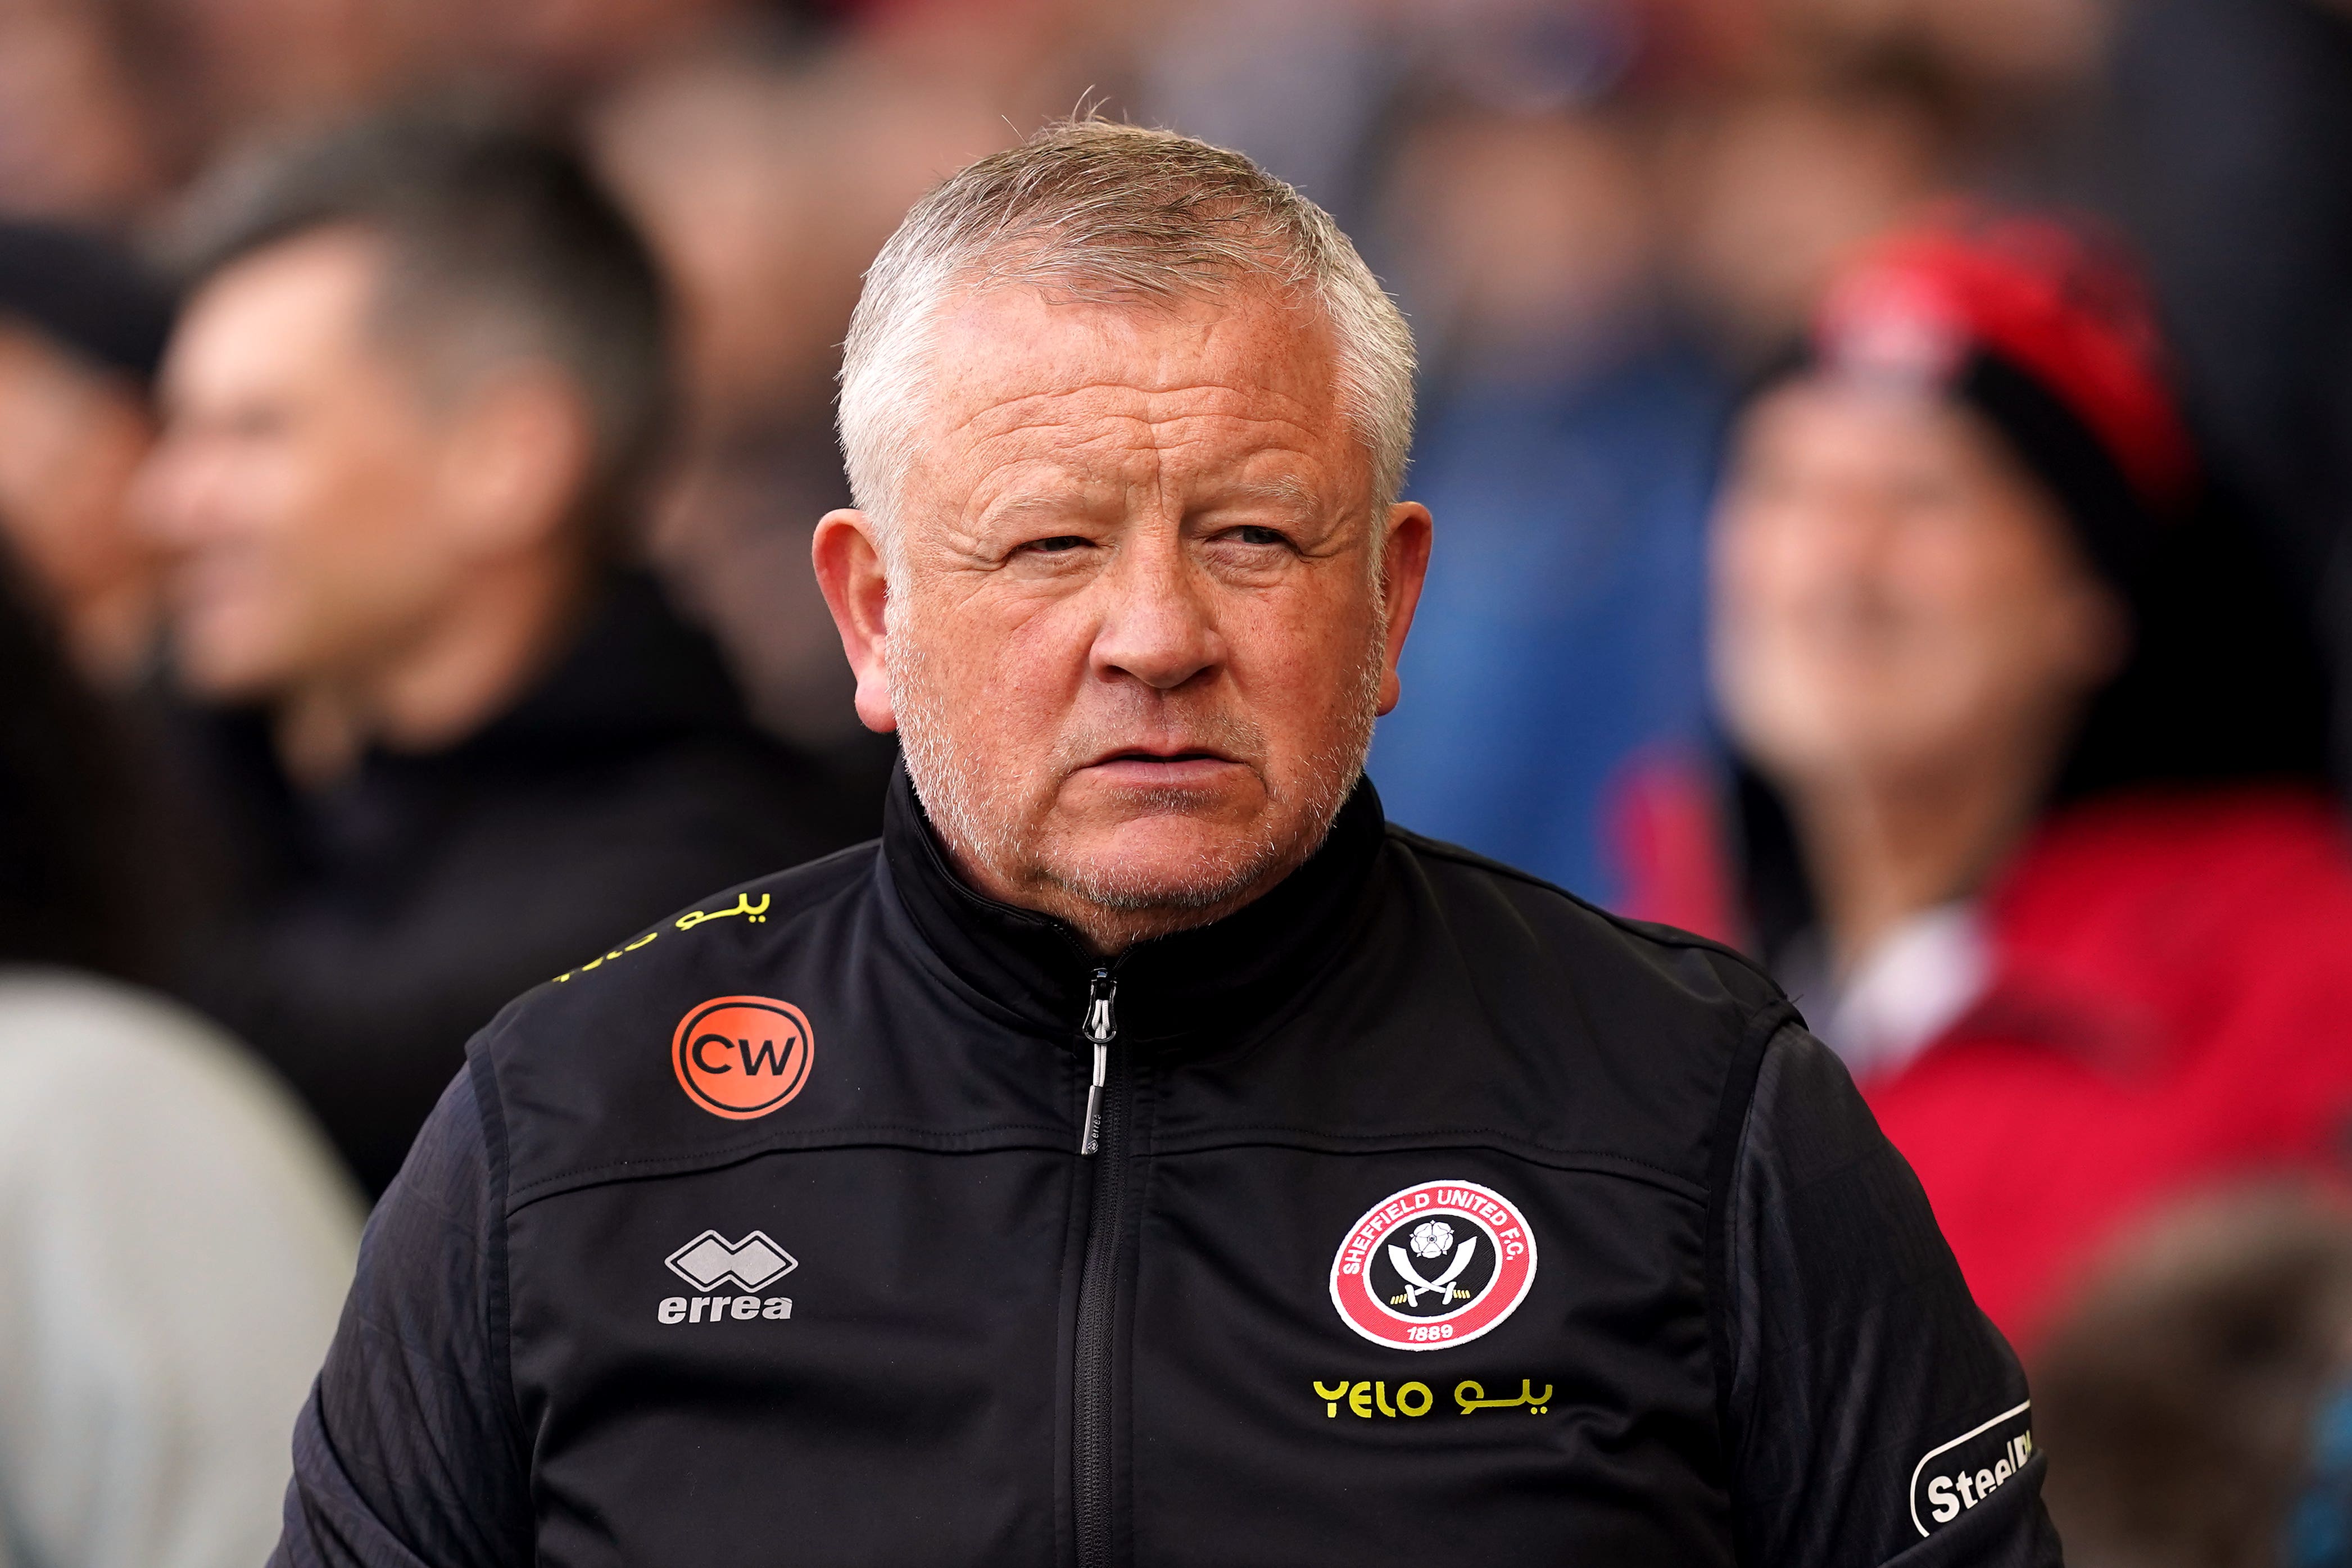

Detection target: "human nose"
[1771, 481, 1897, 596]
[1086, 530, 1223, 692]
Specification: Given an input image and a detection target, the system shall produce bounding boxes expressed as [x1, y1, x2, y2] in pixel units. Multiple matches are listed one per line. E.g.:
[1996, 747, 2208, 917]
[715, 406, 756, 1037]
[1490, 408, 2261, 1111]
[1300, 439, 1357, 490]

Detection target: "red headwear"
[1811, 204, 2199, 517]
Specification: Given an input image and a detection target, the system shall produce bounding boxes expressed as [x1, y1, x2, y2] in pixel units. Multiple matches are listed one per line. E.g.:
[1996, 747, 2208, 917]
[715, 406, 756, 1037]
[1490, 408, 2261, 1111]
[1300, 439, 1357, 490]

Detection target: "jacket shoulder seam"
[1148, 1127, 1709, 1200]
[504, 1121, 1076, 1211]
[1702, 1000, 1802, 1510]
[466, 1047, 531, 1456]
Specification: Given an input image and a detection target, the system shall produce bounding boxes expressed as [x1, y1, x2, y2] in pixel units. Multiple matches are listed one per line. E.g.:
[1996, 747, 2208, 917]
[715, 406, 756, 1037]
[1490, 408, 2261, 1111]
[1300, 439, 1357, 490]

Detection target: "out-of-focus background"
[3, 0, 2352, 1564]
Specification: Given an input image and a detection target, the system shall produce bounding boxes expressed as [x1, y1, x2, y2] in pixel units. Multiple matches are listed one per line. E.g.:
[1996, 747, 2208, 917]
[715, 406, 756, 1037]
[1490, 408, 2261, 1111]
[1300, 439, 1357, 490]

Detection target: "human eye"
[1001, 532, 1102, 573]
[1204, 522, 1299, 554]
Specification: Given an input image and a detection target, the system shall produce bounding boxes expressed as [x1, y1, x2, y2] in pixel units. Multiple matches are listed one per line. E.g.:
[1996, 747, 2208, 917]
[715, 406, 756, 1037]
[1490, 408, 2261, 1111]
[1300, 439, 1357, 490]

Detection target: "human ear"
[439, 369, 593, 556]
[1374, 502, 1433, 717]
[812, 509, 897, 733]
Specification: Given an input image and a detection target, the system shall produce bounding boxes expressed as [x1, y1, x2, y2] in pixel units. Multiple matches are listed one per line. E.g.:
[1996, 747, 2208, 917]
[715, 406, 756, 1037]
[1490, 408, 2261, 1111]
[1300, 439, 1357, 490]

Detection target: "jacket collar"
[881, 763, 1386, 1048]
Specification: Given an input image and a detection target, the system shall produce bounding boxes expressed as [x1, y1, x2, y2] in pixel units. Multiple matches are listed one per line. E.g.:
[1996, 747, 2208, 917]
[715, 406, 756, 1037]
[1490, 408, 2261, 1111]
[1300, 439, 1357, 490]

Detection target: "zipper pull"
[1078, 968, 1117, 1156]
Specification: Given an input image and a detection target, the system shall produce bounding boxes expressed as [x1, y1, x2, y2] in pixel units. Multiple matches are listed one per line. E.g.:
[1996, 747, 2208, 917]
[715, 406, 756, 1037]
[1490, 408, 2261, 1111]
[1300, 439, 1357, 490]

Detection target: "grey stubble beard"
[889, 615, 1386, 924]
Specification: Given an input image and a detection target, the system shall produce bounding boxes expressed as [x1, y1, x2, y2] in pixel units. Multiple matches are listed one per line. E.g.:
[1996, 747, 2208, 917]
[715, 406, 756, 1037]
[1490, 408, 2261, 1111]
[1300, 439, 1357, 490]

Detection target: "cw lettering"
[672, 1001, 815, 1120]
[688, 1032, 800, 1077]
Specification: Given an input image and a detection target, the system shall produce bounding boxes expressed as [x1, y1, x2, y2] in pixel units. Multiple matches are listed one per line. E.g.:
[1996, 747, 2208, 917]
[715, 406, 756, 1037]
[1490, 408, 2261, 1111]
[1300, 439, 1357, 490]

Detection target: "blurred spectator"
[1664, 55, 1957, 365]
[1759, 0, 2117, 105]
[2093, 0, 2352, 792]
[588, 21, 1090, 774]
[0, 220, 173, 687]
[0, 543, 360, 1568]
[2036, 1188, 2352, 1568]
[463, 0, 801, 104]
[129, 0, 443, 161]
[134, 109, 861, 1194]
[1132, 0, 1398, 238]
[1365, 103, 1724, 900]
[1619, 208, 2352, 1348]
[588, 44, 963, 768]
[0, 0, 171, 222]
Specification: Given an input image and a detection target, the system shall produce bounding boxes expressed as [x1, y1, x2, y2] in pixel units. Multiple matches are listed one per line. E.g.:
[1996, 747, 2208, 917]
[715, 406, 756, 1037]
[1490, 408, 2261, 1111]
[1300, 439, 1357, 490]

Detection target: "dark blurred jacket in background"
[2099, 0, 2352, 790]
[161, 571, 860, 1195]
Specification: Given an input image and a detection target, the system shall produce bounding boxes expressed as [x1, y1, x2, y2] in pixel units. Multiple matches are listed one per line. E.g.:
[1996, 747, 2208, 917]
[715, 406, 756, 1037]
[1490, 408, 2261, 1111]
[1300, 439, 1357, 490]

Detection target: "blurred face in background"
[0, 325, 157, 676]
[139, 226, 581, 707]
[1710, 375, 2126, 795]
[815, 285, 1430, 944]
[0, 0, 166, 221]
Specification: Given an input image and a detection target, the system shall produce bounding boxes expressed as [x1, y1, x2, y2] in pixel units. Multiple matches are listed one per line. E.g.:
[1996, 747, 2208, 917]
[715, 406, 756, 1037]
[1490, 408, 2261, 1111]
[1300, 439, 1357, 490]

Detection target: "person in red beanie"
[1615, 205, 2352, 1352]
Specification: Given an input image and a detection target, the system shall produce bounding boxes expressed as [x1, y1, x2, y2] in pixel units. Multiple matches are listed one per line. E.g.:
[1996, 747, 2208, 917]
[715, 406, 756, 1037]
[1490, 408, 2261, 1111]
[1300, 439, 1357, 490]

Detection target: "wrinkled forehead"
[903, 284, 1367, 522]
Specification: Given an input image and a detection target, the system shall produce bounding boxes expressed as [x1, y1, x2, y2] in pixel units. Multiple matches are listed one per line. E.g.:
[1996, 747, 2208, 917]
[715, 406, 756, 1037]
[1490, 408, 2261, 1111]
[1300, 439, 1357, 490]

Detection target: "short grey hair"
[837, 119, 1415, 550]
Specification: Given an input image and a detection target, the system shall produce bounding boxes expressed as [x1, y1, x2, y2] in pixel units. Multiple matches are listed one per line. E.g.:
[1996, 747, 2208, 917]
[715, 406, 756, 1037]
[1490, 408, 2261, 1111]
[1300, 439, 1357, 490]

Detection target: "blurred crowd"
[3, 0, 2352, 1564]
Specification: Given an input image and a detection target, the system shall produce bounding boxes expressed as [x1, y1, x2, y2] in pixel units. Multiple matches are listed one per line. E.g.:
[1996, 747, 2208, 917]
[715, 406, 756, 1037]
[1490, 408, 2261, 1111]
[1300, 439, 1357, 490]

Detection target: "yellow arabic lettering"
[675, 891, 774, 931]
[1454, 1379, 1556, 1415]
[556, 925, 661, 981]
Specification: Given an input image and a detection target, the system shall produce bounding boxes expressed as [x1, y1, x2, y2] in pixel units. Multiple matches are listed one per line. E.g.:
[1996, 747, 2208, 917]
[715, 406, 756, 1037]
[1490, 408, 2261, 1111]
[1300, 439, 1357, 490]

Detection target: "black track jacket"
[275, 773, 2063, 1566]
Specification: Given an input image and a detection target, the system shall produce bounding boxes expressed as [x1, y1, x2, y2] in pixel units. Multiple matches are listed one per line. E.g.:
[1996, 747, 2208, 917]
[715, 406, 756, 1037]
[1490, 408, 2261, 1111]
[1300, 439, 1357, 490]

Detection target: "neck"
[278, 549, 593, 786]
[1781, 730, 2062, 978]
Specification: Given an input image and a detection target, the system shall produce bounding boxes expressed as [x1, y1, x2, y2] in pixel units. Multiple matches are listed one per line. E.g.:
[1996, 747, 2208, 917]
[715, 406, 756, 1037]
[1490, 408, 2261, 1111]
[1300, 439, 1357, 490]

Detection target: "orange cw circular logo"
[672, 996, 814, 1120]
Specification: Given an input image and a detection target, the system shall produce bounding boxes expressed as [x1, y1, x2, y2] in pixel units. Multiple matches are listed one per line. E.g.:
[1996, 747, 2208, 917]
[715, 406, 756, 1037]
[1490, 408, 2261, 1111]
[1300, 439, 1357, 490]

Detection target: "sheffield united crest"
[1329, 1180, 1538, 1351]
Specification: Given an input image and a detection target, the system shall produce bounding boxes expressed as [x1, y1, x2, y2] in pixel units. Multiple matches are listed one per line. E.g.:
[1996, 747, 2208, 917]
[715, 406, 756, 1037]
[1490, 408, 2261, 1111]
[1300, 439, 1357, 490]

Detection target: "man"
[278, 122, 2056, 1565]
[135, 112, 857, 1194]
[0, 220, 174, 687]
[1619, 208, 2352, 1348]
[2033, 1190, 2352, 1564]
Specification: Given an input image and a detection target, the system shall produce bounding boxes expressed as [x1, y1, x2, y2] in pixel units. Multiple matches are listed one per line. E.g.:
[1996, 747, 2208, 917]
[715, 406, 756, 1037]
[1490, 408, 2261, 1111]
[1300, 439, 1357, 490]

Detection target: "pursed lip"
[1073, 745, 1250, 788]
[1078, 742, 1243, 769]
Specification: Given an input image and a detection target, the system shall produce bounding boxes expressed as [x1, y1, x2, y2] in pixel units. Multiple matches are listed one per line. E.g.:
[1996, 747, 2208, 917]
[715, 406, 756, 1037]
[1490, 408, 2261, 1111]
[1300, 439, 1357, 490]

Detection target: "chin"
[1045, 816, 1289, 914]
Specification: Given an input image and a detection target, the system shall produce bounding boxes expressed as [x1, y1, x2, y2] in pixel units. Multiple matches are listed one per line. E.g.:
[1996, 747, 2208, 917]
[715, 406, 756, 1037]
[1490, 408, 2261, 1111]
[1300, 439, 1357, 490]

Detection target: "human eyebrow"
[1209, 477, 1318, 516]
[969, 488, 1118, 553]
[983, 493, 1099, 524]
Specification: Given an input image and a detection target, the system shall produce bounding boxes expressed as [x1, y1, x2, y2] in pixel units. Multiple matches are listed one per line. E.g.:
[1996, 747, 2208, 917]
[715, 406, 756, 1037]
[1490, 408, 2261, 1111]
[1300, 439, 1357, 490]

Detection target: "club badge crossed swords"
[1388, 1236, 1478, 1307]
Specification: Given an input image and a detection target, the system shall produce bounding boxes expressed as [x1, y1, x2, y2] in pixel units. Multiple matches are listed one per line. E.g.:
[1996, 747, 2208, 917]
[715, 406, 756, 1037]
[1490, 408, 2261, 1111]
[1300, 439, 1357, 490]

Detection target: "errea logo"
[658, 1230, 797, 1326]
[668, 1229, 795, 1290]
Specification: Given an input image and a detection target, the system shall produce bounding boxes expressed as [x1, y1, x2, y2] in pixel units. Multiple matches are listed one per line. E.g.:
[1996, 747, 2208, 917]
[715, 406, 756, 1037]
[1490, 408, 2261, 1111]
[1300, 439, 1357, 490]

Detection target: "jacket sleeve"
[1716, 1017, 2065, 1566]
[271, 1061, 533, 1568]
